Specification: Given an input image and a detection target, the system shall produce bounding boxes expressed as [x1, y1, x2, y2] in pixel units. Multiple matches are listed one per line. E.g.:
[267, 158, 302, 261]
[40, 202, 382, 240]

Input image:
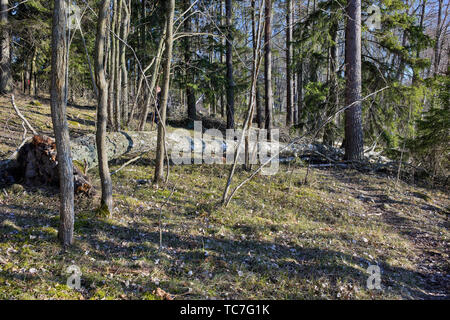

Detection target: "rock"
[9, 184, 24, 194]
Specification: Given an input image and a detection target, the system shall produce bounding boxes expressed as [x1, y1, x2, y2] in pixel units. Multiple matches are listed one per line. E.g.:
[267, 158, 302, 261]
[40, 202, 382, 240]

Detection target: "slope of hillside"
[0, 94, 448, 300]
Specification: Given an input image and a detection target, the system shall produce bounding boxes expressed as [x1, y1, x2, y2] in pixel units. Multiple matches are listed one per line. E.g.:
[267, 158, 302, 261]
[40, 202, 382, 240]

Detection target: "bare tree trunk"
[0, 0, 12, 94]
[120, 0, 130, 125]
[285, 0, 294, 126]
[34, 66, 38, 97]
[184, 0, 196, 125]
[51, 0, 74, 246]
[396, 1, 410, 82]
[323, 21, 338, 146]
[244, 1, 263, 171]
[108, 0, 117, 131]
[114, 0, 123, 130]
[28, 49, 35, 96]
[413, 0, 426, 83]
[433, 0, 443, 75]
[140, 0, 147, 59]
[252, 0, 263, 129]
[219, 0, 225, 119]
[95, 0, 113, 214]
[22, 68, 25, 93]
[225, 0, 235, 129]
[297, 64, 303, 126]
[30, 47, 37, 96]
[106, 6, 113, 127]
[264, 0, 273, 140]
[344, 0, 363, 160]
[154, 0, 174, 183]
[25, 63, 30, 93]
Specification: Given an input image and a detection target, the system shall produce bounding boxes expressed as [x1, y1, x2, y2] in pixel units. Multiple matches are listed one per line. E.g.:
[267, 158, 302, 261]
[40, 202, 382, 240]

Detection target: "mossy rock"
[73, 160, 85, 173]
[1, 219, 22, 232]
[68, 120, 81, 127]
[8, 184, 24, 194]
[30, 100, 42, 106]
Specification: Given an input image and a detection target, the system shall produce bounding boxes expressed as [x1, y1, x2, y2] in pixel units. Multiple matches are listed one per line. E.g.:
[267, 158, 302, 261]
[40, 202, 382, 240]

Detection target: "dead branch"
[111, 154, 144, 176]
[11, 94, 38, 136]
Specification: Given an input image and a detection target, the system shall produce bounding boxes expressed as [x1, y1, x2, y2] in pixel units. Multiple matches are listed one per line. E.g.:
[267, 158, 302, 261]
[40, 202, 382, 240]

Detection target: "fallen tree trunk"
[0, 131, 338, 188]
[2, 129, 402, 194]
[70, 131, 158, 170]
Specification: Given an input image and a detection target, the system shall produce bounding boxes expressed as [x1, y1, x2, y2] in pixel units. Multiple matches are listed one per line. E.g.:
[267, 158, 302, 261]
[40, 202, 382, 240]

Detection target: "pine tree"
[344, 0, 363, 160]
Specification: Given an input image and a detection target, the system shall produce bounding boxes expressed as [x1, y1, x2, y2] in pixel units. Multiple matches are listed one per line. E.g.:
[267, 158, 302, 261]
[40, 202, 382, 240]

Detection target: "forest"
[0, 0, 448, 301]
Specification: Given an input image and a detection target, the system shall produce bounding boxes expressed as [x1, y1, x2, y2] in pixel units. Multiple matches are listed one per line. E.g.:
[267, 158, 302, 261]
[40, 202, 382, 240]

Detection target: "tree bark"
[264, 0, 273, 140]
[225, 0, 234, 129]
[154, 0, 174, 183]
[108, 0, 117, 131]
[323, 21, 339, 146]
[95, 0, 113, 214]
[245, 0, 260, 170]
[297, 64, 303, 126]
[0, 0, 12, 94]
[114, 0, 123, 130]
[30, 46, 37, 96]
[285, 0, 294, 126]
[51, 0, 75, 247]
[106, 5, 113, 127]
[225, 0, 235, 129]
[120, 0, 130, 125]
[184, 0, 197, 125]
[413, 0, 426, 83]
[433, 0, 443, 76]
[252, 0, 263, 129]
[344, 0, 364, 160]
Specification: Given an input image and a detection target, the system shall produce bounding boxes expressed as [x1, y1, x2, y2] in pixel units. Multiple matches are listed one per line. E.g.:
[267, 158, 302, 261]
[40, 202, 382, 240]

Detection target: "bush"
[407, 73, 449, 181]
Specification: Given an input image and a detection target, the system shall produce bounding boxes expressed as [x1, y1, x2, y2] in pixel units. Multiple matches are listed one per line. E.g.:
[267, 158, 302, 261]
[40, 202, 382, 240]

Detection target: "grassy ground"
[0, 94, 448, 300]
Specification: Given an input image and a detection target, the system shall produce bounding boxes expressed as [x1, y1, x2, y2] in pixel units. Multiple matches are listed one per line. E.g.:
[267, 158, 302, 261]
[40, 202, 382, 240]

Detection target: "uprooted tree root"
[1, 135, 94, 196]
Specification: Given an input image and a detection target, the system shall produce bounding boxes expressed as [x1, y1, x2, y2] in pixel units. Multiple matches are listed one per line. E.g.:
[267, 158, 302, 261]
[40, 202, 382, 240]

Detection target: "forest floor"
[0, 93, 448, 300]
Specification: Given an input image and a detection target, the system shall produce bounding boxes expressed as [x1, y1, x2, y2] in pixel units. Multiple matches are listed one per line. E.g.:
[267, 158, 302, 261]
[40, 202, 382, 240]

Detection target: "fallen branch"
[111, 154, 144, 176]
[8, 137, 32, 160]
[11, 95, 38, 136]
